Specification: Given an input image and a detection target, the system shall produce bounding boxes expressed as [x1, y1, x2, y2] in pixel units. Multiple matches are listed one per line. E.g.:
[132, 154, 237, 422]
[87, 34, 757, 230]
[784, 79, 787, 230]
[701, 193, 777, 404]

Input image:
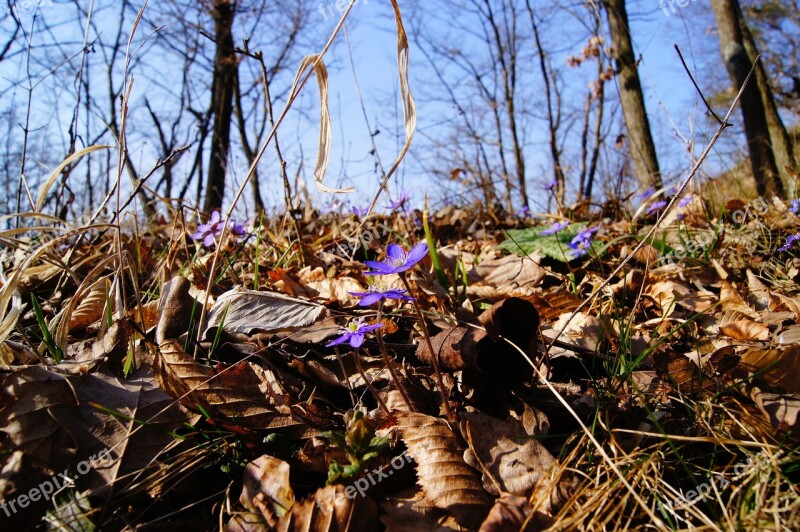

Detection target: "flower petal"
[357, 293, 384, 307]
[405, 242, 429, 267]
[326, 334, 350, 347]
[348, 333, 366, 348]
[203, 234, 216, 247]
[386, 243, 405, 262]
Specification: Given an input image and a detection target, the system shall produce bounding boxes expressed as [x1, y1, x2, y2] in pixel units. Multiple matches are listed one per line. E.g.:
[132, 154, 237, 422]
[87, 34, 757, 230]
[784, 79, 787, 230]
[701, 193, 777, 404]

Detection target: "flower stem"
[376, 302, 414, 411]
[399, 273, 455, 421]
[353, 347, 390, 416]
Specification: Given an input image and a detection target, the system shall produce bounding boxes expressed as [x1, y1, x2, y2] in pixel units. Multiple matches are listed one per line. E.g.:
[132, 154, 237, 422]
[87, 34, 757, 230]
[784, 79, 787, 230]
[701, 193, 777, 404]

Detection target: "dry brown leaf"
[239, 455, 295, 528]
[275, 484, 379, 531]
[750, 387, 800, 433]
[156, 276, 197, 343]
[395, 411, 492, 528]
[460, 412, 557, 501]
[738, 345, 800, 394]
[154, 340, 307, 433]
[0, 364, 190, 500]
[379, 487, 461, 531]
[68, 277, 111, 331]
[719, 319, 770, 341]
[720, 280, 759, 319]
[478, 494, 535, 532]
[467, 251, 545, 297]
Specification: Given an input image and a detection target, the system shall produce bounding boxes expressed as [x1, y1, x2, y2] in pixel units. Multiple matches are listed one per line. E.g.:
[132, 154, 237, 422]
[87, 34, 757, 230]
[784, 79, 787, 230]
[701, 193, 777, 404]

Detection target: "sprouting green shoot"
[30, 293, 64, 363]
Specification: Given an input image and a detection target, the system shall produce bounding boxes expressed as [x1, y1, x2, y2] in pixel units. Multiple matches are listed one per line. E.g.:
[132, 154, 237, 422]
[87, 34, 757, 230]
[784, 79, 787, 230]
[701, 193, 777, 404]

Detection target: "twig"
[674, 44, 726, 126]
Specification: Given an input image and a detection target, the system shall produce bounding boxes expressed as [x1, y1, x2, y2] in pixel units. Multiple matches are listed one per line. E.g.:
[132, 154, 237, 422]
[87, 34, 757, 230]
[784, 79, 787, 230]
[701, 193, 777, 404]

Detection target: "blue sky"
[0, 0, 769, 218]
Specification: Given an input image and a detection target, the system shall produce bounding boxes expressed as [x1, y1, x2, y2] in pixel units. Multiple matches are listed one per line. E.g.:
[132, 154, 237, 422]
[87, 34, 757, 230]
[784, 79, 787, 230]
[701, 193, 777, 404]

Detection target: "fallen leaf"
[395, 411, 492, 528]
[204, 286, 326, 337]
[719, 319, 770, 341]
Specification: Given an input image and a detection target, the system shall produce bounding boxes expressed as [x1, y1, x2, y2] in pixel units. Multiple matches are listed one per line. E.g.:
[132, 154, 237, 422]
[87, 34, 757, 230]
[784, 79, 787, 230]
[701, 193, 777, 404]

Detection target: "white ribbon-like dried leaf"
[288, 54, 353, 194]
[204, 287, 325, 337]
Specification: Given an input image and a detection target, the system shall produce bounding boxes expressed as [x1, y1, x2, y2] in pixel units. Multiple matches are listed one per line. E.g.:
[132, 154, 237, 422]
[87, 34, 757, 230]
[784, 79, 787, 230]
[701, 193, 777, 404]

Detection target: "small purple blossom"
[539, 220, 569, 235]
[229, 220, 248, 238]
[386, 192, 410, 211]
[778, 234, 800, 252]
[352, 205, 370, 217]
[326, 318, 383, 348]
[637, 187, 656, 201]
[791, 199, 800, 215]
[364, 242, 428, 276]
[567, 226, 599, 259]
[348, 283, 414, 306]
[647, 200, 668, 214]
[678, 195, 693, 208]
[543, 180, 558, 191]
[516, 205, 531, 219]
[191, 210, 224, 248]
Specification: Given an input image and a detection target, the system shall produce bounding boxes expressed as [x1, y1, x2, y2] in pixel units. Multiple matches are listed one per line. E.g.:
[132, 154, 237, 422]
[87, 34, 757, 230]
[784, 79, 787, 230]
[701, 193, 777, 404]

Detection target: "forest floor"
[1, 185, 800, 530]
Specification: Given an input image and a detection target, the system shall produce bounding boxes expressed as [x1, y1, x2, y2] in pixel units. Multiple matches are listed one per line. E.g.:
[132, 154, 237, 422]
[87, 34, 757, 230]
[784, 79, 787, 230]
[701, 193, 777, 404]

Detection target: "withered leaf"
[395, 411, 492, 529]
[154, 339, 307, 433]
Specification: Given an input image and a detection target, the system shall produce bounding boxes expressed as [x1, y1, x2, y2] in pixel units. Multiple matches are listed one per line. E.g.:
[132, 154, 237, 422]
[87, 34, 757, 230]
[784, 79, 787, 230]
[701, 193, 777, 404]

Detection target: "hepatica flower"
[192, 210, 224, 247]
[516, 205, 531, 219]
[364, 242, 428, 276]
[568, 226, 599, 259]
[543, 179, 558, 191]
[326, 318, 383, 348]
[539, 220, 569, 236]
[386, 192, 410, 211]
[647, 200, 668, 214]
[791, 199, 800, 215]
[778, 234, 800, 252]
[348, 282, 414, 307]
[637, 187, 655, 201]
[678, 195, 693, 208]
[352, 205, 370, 217]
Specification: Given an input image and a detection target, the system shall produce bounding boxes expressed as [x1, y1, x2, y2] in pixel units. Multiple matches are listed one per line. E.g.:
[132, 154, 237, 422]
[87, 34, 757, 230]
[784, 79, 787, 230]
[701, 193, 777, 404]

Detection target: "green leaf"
[500, 223, 602, 263]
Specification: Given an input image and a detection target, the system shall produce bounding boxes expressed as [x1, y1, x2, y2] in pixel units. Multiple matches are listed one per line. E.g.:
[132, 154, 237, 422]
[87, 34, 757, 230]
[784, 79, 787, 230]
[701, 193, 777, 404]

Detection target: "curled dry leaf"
[749, 387, 800, 434]
[379, 486, 461, 531]
[154, 339, 308, 433]
[204, 287, 326, 338]
[479, 493, 535, 532]
[156, 276, 197, 344]
[395, 411, 492, 529]
[416, 298, 539, 386]
[467, 251, 545, 298]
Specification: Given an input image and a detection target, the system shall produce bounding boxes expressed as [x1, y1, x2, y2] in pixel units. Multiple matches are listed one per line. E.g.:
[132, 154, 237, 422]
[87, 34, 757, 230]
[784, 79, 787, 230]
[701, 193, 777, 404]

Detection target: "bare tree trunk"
[740, 18, 796, 184]
[711, 0, 783, 196]
[204, 0, 237, 212]
[603, 0, 661, 189]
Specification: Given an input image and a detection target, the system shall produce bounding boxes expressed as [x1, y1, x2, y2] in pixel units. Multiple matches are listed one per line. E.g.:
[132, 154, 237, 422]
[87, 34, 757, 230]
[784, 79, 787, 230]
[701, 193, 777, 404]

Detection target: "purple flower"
[516, 205, 531, 219]
[386, 192, 410, 211]
[539, 220, 569, 235]
[678, 195, 693, 208]
[567, 226, 599, 259]
[326, 318, 383, 348]
[647, 200, 668, 214]
[229, 220, 248, 239]
[637, 187, 655, 201]
[352, 205, 370, 217]
[790, 199, 800, 215]
[364, 242, 428, 276]
[348, 283, 414, 306]
[191, 210, 224, 247]
[543, 180, 558, 191]
[778, 234, 800, 252]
